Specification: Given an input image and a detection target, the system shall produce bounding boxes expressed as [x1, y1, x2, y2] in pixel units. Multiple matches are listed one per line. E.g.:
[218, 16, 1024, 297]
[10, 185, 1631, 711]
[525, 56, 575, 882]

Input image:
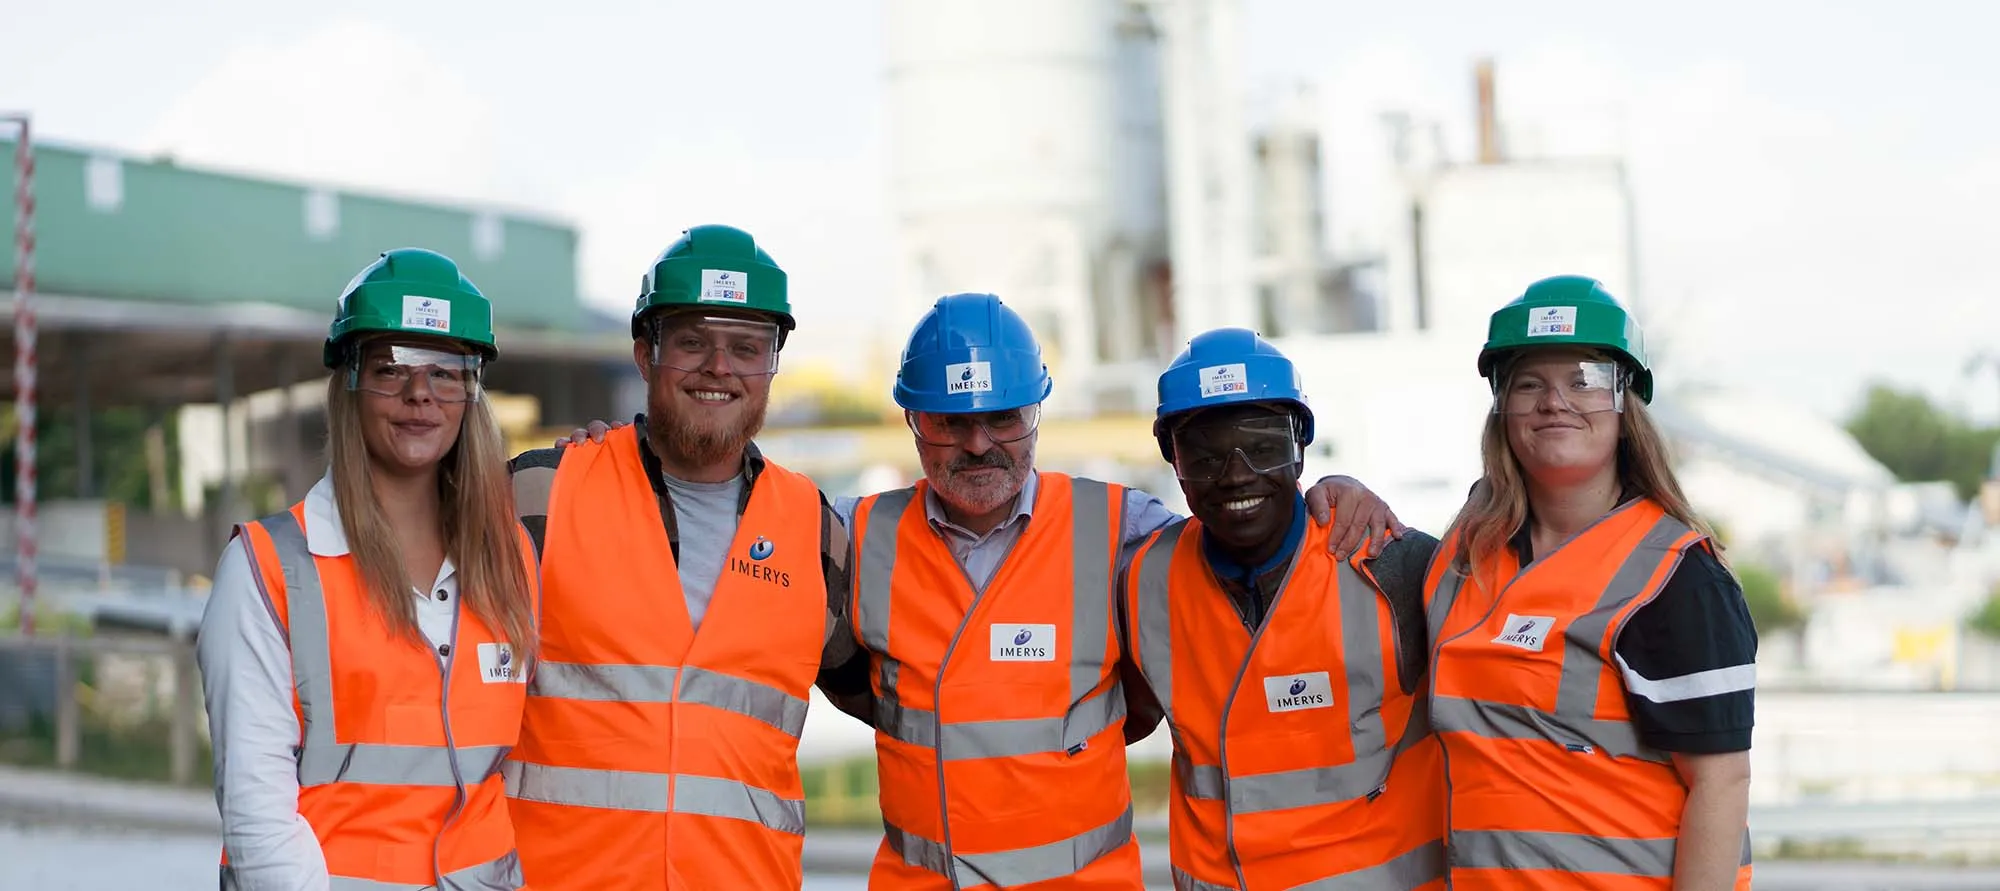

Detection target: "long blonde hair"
[1450, 390, 1716, 577]
[323, 368, 537, 662]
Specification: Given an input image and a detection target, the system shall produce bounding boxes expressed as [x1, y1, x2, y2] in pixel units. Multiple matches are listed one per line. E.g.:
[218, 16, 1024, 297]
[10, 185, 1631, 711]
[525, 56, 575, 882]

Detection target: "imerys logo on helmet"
[945, 361, 994, 394]
[1198, 363, 1249, 399]
[1262, 671, 1332, 713]
[699, 269, 748, 304]
[1526, 306, 1577, 337]
[401, 295, 451, 331]
[990, 623, 1056, 662]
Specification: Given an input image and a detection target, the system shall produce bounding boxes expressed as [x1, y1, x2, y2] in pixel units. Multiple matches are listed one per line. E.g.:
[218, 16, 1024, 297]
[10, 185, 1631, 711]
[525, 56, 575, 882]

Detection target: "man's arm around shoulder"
[816, 488, 877, 727]
[510, 447, 564, 559]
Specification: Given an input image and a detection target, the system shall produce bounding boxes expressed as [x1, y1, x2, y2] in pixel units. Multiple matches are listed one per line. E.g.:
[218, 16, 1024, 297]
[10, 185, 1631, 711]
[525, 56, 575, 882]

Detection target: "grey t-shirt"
[662, 472, 747, 632]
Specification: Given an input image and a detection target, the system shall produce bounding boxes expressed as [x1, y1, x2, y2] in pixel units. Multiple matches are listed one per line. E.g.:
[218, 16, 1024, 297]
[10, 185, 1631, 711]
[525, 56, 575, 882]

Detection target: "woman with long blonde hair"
[197, 248, 539, 890]
[1423, 276, 1756, 891]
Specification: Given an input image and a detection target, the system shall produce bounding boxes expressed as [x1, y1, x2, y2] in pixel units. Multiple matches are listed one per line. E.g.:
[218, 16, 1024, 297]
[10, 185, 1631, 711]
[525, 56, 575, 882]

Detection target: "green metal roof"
[0, 137, 585, 332]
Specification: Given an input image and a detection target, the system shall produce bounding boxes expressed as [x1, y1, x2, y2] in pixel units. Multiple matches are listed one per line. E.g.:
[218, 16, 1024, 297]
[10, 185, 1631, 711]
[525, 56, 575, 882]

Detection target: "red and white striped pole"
[6, 115, 35, 637]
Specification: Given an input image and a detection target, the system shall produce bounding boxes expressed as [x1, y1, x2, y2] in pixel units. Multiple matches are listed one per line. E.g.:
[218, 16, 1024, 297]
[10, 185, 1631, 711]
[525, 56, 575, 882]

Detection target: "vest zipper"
[1210, 533, 1308, 890]
[433, 596, 469, 888]
[927, 516, 1031, 890]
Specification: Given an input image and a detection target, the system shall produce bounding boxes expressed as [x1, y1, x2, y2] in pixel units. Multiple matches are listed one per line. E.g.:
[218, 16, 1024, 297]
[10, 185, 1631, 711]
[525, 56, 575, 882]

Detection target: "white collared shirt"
[195, 474, 457, 891]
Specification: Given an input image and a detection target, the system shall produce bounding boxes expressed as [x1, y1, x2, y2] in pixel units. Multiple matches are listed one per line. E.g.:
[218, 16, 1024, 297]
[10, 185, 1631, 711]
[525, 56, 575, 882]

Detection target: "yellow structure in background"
[104, 501, 126, 565]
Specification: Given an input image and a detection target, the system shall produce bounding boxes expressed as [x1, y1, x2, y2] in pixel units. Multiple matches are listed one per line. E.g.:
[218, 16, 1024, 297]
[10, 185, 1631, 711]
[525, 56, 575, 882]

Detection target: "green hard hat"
[1477, 275, 1652, 402]
[325, 248, 497, 368]
[632, 224, 794, 340]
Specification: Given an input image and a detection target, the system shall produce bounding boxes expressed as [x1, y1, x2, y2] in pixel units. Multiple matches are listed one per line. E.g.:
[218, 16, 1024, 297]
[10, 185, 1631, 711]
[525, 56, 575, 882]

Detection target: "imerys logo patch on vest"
[990, 624, 1056, 662]
[1493, 614, 1558, 652]
[1262, 671, 1332, 713]
[477, 642, 525, 683]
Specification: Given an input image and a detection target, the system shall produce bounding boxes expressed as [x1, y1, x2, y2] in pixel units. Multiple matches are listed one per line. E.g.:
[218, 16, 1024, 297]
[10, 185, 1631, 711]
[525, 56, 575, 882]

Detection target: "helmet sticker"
[1525, 305, 1577, 337]
[1198, 363, 1249, 399]
[699, 268, 749, 304]
[944, 361, 994, 394]
[400, 294, 452, 332]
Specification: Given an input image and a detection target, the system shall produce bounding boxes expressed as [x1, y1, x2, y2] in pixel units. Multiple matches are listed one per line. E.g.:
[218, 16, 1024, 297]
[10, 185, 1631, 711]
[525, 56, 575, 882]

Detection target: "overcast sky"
[5, 0, 1995, 423]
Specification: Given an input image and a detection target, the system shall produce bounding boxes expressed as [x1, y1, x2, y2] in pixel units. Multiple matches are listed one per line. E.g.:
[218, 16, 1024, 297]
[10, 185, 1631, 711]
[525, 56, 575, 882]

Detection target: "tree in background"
[1737, 562, 1804, 634]
[1971, 587, 2000, 639]
[0, 407, 181, 511]
[1845, 383, 2000, 500]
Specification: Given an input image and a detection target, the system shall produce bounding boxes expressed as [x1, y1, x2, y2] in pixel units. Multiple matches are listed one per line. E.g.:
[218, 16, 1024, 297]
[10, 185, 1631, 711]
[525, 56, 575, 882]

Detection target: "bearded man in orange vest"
[1122, 327, 1445, 890]
[503, 225, 861, 890]
[836, 294, 1402, 890]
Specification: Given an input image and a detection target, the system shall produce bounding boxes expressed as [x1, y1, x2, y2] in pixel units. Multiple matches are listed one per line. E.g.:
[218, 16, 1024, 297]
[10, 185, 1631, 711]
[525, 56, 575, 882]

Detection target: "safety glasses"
[347, 345, 483, 403]
[907, 404, 1043, 447]
[649, 314, 781, 377]
[1169, 414, 1302, 481]
[1493, 360, 1626, 416]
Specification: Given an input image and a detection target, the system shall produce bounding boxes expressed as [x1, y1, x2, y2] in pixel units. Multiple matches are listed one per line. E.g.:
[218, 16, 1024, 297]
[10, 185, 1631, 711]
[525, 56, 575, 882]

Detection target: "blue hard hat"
[893, 293, 1053, 414]
[1152, 327, 1314, 462]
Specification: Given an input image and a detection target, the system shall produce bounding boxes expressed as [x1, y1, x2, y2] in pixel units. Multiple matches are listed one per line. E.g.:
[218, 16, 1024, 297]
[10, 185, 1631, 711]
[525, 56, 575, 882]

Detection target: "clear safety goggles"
[347, 345, 484, 404]
[649, 314, 781, 377]
[1169, 414, 1303, 482]
[907, 404, 1043, 447]
[1493, 360, 1626, 416]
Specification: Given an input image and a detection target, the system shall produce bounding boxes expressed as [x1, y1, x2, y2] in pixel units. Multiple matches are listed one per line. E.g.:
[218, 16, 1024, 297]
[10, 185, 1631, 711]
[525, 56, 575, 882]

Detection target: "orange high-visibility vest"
[1425, 497, 1753, 890]
[850, 473, 1142, 890]
[223, 502, 535, 890]
[505, 423, 826, 890]
[1124, 515, 1444, 891]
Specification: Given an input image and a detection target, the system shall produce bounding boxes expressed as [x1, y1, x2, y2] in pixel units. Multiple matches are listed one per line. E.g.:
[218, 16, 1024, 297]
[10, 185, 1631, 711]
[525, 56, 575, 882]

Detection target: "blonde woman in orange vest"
[1122, 327, 1445, 890]
[196, 248, 539, 890]
[1425, 276, 1756, 890]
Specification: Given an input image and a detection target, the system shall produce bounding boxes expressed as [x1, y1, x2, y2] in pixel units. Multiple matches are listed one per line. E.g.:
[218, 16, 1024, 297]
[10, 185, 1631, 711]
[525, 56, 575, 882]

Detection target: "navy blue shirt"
[1201, 492, 1307, 628]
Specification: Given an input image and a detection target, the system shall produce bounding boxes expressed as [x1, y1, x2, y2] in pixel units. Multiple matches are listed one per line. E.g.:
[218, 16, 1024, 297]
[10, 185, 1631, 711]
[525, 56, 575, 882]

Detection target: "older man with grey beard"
[827, 292, 1399, 890]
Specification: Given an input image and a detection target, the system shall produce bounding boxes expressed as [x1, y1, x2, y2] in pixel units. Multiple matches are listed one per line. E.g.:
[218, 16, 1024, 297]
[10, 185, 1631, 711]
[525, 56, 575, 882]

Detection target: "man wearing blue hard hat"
[1119, 327, 1444, 889]
[832, 294, 1402, 890]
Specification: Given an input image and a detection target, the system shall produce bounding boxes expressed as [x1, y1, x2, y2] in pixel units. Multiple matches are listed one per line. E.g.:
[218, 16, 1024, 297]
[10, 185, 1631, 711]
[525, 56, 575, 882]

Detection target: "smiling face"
[1170, 404, 1304, 564]
[1498, 347, 1624, 488]
[633, 309, 778, 469]
[350, 337, 474, 478]
[911, 407, 1039, 522]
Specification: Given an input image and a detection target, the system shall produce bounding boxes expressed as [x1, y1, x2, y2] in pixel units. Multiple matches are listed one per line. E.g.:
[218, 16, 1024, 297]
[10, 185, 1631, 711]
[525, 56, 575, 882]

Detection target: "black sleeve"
[1613, 546, 1759, 754]
[1364, 531, 1440, 695]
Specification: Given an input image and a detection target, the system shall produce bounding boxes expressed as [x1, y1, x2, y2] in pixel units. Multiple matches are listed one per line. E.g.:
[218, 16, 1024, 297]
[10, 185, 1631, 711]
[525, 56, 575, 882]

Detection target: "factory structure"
[849, 0, 2000, 693]
[3, 0, 1995, 693]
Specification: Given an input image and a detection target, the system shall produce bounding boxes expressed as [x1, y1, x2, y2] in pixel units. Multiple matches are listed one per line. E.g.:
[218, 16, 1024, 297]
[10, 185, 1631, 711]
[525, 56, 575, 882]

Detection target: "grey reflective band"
[886, 807, 1133, 887]
[255, 513, 504, 790]
[1171, 840, 1445, 891]
[502, 762, 806, 835]
[529, 662, 677, 703]
[870, 684, 1125, 760]
[526, 663, 806, 738]
[224, 852, 523, 891]
[854, 480, 1126, 882]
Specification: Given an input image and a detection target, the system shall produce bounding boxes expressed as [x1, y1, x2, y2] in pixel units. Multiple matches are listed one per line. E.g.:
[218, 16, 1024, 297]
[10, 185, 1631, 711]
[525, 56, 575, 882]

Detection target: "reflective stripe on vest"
[502, 762, 807, 835]
[527, 662, 808, 737]
[856, 480, 1130, 885]
[223, 852, 524, 891]
[1169, 840, 1444, 891]
[1134, 521, 1439, 890]
[1427, 508, 1752, 878]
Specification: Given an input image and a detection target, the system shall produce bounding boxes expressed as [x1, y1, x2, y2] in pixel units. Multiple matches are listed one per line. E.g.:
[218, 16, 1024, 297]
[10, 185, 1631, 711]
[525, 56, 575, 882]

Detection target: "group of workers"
[196, 222, 1759, 891]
